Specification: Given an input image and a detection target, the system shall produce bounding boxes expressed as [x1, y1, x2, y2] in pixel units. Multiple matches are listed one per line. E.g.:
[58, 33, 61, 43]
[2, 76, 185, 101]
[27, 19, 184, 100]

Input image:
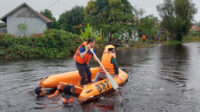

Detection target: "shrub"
[0, 29, 81, 59]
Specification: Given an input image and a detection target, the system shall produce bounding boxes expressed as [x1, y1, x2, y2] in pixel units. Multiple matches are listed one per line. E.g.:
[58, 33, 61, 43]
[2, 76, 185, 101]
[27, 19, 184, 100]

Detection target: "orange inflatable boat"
[40, 67, 128, 103]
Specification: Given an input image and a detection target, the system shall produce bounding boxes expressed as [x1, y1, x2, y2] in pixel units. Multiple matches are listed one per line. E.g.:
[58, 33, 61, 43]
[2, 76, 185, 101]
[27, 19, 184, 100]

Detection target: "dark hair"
[108, 48, 114, 52]
[63, 85, 75, 95]
[107, 42, 112, 45]
[35, 87, 42, 97]
[87, 38, 95, 43]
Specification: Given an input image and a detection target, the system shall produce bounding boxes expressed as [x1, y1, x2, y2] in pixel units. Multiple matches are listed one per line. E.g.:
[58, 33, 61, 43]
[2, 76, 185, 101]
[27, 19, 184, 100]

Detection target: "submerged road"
[0, 43, 200, 112]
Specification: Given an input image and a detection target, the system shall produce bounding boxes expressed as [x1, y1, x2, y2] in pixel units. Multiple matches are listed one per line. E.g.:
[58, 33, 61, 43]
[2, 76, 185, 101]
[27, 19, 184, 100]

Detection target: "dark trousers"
[76, 62, 92, 85]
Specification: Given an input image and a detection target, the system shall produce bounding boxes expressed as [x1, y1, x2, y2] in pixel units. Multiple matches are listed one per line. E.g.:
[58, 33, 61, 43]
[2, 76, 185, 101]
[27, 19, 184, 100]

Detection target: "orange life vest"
[142, 35, 146, 40]
[73, 42, 93, 64]
[99, 53, 115, 74]
[61, 96, 74, 103]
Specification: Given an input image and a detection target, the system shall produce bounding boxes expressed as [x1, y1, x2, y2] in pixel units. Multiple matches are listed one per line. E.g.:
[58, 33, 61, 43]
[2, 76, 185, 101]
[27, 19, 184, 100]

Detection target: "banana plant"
[80, 24, 98, 41]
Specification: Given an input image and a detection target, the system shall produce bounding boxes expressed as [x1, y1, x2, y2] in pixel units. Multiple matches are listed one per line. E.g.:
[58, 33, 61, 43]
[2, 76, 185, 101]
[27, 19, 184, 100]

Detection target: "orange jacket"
[73, 42, 93, 64]
[61, 96, 74, 103]
[142, 35, 146, 40]
[99, 53, 115, 74]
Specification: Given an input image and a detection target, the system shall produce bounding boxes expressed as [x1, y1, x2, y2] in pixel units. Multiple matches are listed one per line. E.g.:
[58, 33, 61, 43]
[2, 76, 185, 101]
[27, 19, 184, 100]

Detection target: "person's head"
[35, 87, 46, 97]
[87, 38, 95, 48]
[63, 85, 75, 95]
[108, 48, 115, 53]
[61, 85, 75, 103]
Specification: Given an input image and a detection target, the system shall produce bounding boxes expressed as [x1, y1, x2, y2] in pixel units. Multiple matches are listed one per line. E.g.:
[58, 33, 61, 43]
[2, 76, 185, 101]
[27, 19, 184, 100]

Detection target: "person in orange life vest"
[142, 34, 147, 43]
[73, 38, 97, 87]
[95, 44, 119, 82]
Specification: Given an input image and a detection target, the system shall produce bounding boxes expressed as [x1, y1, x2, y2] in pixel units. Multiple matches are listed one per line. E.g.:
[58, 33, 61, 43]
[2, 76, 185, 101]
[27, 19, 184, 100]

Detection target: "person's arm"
[46, 88, 57, 95]
[48, 82, 68, 98]
[111, 57, 119, 75]
[80, 45, 90, 58]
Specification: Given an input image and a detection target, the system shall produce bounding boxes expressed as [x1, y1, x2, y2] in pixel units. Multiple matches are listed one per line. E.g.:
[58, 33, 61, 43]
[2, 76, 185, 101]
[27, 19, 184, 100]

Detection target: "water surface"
[0, 43, 200, 112]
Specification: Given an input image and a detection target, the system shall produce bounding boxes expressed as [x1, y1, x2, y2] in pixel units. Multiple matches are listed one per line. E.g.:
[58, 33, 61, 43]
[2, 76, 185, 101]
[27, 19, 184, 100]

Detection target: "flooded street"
[0, 42, 200, 112]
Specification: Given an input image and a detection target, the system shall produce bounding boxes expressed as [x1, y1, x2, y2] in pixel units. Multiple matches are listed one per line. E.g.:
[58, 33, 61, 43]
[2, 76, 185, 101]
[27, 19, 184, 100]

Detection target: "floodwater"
[0, 43, 200, 112]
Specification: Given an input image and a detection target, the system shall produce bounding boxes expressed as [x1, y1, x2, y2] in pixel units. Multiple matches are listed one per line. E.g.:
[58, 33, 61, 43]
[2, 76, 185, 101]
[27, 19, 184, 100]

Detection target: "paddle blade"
[90, 48, 118, 89]
[106, 73, 119, 89]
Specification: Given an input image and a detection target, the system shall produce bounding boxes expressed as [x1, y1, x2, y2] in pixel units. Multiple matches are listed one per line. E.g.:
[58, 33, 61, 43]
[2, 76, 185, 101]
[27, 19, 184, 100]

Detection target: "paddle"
[90, 48, 119, 89]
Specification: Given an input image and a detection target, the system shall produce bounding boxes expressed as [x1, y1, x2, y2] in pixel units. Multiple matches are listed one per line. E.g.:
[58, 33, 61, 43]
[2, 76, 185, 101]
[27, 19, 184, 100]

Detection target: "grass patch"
[183, 36, 200, 42]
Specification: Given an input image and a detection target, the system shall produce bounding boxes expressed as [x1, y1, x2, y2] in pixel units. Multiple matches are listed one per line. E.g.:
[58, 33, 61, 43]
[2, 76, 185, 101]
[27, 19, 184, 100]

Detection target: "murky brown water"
[0, 43, 200, 112]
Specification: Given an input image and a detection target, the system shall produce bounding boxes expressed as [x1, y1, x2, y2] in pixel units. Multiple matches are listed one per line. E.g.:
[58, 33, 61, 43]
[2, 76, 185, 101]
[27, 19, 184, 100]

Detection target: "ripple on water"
[1, 43, 200, 112]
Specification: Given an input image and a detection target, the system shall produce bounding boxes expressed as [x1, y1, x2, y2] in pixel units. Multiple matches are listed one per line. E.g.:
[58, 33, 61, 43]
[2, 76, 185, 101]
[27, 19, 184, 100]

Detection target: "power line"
[45, 0, 61, 9]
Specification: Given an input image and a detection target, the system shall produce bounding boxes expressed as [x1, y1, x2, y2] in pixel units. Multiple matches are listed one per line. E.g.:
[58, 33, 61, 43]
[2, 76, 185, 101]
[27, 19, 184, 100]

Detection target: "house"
[190, 25, 200, 32]
[0, 2, 52, 36]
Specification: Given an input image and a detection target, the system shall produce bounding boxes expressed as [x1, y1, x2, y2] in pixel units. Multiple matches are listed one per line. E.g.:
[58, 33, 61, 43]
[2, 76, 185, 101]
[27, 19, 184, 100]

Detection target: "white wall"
[6, 6, 47, 36]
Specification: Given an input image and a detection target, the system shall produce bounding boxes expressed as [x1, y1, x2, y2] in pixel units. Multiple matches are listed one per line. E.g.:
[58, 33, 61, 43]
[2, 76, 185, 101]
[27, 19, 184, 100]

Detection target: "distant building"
[190, 25, 200, 32]
[0, 2, 52, 36]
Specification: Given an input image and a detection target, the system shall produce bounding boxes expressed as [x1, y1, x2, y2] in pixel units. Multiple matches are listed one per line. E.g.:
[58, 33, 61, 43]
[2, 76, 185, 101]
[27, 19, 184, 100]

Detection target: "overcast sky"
[0, 0, 199, 21]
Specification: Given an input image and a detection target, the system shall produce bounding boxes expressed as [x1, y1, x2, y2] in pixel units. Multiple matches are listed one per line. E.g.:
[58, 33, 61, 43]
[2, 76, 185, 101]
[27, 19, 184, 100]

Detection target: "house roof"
[0, 2, 52, 23]
[190, 25, 200, 31]
[35, 11, 52, 23]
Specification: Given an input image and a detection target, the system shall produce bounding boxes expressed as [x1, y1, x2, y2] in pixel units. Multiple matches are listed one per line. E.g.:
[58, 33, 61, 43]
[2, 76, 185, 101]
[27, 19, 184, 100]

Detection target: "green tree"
[157, 0, 197, 41]
[195, 21, 200, 28]
[132, 7, 145, 20]
[17, 23, 27, 37]
[137, 15, 159, 40]
[0, 22, 5, 28]
[59, 6, 84, 34]
[41, 9, 58, 29]
[132, 7, 145, 41]
[84, 0, 134, 43]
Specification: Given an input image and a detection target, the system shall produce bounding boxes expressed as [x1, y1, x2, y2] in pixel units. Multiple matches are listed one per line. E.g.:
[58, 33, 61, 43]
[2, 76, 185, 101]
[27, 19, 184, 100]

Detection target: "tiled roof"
[35, 11, 52, 23]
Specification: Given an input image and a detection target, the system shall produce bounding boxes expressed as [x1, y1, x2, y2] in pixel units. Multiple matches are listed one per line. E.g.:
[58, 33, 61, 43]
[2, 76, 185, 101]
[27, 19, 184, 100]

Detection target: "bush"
[0, 29, 81, 59]
[183, 35, 200, 42]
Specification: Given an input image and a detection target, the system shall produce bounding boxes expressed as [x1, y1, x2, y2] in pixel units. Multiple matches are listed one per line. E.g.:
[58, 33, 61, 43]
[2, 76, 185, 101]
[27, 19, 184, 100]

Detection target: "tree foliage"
[84, 0, 134, 43]
[80, 24, 102, 43]
[41, 9, 58, 29]
[157, 0, 197, 41]
[194, 21, 200, 28]
[0, 29, 80, 59]
[132, 7, 145, 20]
[59, 6, 84, 34]
[17, 23, 27, 36]
[0, 22, 5, 28]
[137, 15, 159, 40]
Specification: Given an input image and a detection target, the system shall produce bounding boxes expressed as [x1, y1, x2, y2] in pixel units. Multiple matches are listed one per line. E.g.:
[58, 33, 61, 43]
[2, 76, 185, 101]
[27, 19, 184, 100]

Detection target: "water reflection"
[117, 48, 152, 67]
[159, 44, 189, 87]
[1, 43, 200, 112]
